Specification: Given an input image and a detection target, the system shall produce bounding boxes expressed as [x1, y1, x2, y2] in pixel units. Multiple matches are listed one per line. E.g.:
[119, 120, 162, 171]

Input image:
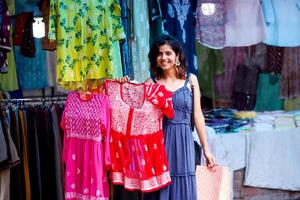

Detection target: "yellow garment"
[284, 98, 300, 111]
[235, 111, 257, 119]
[49, 0, 125, 90]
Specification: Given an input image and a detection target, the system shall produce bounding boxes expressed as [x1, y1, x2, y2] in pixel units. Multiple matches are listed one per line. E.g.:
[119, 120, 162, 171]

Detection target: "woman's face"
[156, 44, 178, 71]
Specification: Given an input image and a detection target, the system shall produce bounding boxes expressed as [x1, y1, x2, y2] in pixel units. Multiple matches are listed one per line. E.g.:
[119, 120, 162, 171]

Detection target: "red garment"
[13, 12, 31, 46]
[105, 80, 174, 192]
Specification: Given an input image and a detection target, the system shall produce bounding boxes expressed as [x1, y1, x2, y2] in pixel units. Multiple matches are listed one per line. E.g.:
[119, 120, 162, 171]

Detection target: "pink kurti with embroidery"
[61, 92, 111, 200]
[105, 80, 174, 192]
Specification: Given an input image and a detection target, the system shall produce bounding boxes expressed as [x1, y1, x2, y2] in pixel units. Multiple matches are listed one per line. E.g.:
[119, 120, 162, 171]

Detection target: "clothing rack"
[0, 96, 67, 105]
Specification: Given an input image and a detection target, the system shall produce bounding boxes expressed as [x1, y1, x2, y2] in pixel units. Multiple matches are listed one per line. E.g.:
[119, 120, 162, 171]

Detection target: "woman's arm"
[190, 74, 216, 167]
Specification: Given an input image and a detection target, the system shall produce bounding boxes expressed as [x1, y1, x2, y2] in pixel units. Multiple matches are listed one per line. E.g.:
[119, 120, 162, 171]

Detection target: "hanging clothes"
[40, 0, 57, 51]
[14, 0, 38, 15]
[195, 42, 222, 99]
[0, 0, 11, 74]
[149, 0, 163, 45]
[264, 46, 284, 74]
[61, 92, 111, 200]
[49, 0, 125, 90]
[106, 80, 174, 192]
[45, 50, 57, 87]
[1, 102, 65, 200]
[119, 0, 133, 79]
[0, 42, 19, 91]
[130, 0, 150, 83]
[195, 0, 226, 49]
[5, 0, 15, 16]
[254, 73, 283, 111]
[261, 0, 300, 47]
[224, 0, 266, 47]
[14, 38, 47, 90]
[160, 0, 198, 74]
[280, 47, 300, 99]
[232, 64, 260, 110]
[215, 47, 245, 102]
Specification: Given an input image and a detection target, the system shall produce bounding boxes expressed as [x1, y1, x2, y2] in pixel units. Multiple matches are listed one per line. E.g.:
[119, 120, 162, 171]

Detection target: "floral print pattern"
[49, 0, 125, 90]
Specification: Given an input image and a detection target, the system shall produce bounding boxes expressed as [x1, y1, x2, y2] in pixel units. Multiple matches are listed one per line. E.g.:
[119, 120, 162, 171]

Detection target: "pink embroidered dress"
[61, 92, 111, 200]
[105, 80, 174, 192]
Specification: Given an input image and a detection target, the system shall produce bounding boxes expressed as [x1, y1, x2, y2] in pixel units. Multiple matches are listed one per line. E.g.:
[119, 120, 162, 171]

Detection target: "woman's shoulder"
[187, 73, 199, 85]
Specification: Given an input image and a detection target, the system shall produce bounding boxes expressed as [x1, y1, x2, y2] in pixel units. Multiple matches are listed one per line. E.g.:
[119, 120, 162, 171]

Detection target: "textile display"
[48, 0, 125, 90]
[195, 0, 226, 49]
[61, 92, 111, 199]
[106, 80, 174, 192]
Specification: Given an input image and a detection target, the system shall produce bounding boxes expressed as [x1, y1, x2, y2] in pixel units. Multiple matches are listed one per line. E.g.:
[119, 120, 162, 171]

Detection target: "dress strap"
[184, 73, 191, 86]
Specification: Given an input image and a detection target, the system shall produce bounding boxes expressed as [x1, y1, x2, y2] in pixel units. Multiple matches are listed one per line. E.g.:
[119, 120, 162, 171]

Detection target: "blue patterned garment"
[160, 0, 198, 74]
[14, 39, 47, 90]
[119, 0, 133, 79]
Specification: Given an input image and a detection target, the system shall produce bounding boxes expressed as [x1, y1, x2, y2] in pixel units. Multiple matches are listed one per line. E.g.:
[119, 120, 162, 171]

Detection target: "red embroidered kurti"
[105, 80, 174, 192]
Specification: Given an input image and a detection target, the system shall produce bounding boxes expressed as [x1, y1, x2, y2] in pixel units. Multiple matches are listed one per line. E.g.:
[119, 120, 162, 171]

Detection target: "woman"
[144, 35, 216, 200]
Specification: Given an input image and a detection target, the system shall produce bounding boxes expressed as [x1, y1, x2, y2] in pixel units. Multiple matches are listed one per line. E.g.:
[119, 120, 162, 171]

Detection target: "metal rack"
[0, 96, 67, 106]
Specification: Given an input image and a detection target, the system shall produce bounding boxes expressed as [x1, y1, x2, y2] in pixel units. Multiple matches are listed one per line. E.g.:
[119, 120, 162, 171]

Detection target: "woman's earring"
[175, 60, 181, 66]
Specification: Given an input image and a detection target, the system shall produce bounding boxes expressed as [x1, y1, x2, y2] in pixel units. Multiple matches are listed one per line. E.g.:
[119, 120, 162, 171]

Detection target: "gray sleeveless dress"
[147, 76, 197, 200]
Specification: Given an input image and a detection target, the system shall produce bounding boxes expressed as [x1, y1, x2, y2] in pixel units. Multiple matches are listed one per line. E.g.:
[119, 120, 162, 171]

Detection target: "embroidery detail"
[168, 0, 191, 42]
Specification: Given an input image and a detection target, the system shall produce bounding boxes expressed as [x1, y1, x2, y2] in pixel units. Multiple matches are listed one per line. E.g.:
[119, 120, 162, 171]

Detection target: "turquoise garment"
[254, 73, 283, 111]
[130, 0, 150, 83]
[14, 39, 47, 90]
[261, 0, 300, 47]
[15, 0, 38, 15]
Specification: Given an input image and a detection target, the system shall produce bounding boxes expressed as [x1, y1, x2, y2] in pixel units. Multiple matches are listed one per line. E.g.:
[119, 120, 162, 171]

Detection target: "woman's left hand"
[116, 75, 130, 83]
[204, 150, 216, 170]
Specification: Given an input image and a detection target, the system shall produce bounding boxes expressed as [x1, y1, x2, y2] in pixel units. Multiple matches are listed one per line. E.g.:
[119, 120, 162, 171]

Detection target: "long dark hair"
[148, 35, 187, 79]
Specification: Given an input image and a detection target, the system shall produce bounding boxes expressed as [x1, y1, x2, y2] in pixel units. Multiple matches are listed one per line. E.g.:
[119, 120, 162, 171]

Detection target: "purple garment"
[195, 0, 226, 48]
[215, 47, 245, 100]
[264, 46, 284, 74]
[0, 0, 11, 51]
[280, 47, 300, 99]
[232, 64, 260, 110]
[0, 50, 8, 73]
[224, 0, 266, 46]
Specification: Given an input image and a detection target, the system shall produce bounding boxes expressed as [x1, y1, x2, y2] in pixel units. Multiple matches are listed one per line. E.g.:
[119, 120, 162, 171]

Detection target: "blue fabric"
[15, 0, 39, 15]
[160, 0, 198, 75]
[159, 77, 196, 200]
[14, 39, 47, 90]
[261, 0, 300, 46]
[119, 0, 133, 79]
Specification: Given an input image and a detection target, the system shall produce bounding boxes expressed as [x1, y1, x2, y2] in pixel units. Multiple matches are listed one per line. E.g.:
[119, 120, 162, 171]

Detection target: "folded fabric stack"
[296, 115, 300, 127]
[204, 109, 253, 134]
[235, 111, 257, 119]
[253, 113, 276, 131]
[286, 110, 300, 128]
[274, 113, 296, 130]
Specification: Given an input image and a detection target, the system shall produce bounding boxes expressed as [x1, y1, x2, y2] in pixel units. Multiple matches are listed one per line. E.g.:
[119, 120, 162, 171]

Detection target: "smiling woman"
[144, 35, 216, 200]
